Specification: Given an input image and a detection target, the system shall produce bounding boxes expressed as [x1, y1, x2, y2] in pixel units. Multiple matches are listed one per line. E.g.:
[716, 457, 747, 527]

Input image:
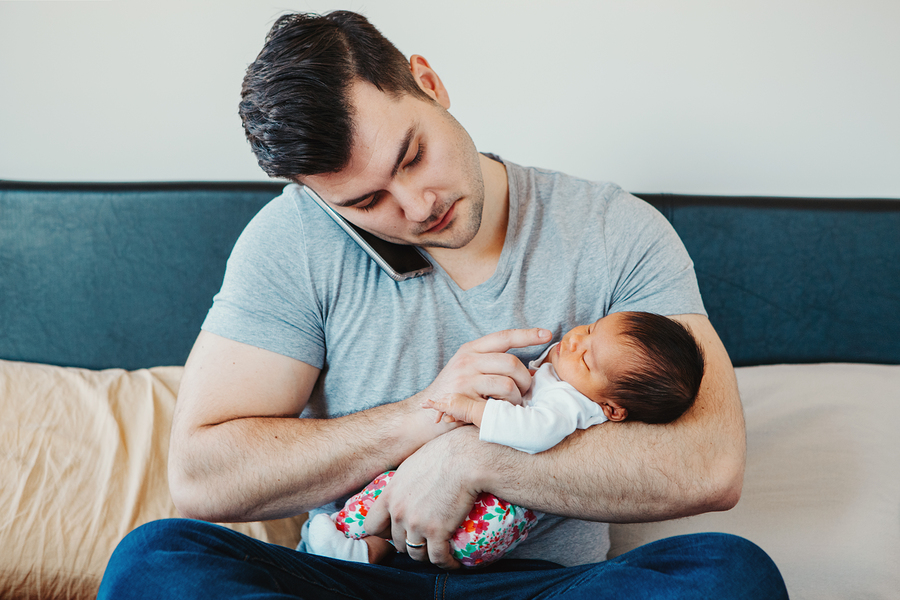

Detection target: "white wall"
[1, 0, 898, 197]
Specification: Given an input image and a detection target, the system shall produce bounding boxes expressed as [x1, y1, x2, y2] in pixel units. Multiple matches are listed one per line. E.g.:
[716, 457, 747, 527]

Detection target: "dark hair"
[239, 10, 432, 180]
[607, 312, 705, 424]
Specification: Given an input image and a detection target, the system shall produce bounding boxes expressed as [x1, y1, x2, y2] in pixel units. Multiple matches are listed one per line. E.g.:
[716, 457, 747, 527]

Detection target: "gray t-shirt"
[202, 156, 705, 567]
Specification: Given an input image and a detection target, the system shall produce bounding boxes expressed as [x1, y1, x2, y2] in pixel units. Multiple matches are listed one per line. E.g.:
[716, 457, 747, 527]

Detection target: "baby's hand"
[421, 397, 458, 424]
[421, 394, 487, 428]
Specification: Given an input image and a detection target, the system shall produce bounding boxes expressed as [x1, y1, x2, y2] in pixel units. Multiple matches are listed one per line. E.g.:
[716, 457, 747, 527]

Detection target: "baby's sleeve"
[479, 396, 575, 454]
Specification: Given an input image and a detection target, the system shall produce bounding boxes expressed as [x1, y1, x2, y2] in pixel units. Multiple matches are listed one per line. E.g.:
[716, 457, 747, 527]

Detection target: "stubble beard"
[417, 190, 484, 250]
[417, 125, 486, 250]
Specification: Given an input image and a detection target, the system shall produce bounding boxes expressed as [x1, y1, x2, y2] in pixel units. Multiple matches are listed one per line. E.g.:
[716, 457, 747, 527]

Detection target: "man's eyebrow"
[332, 126, 416, 208]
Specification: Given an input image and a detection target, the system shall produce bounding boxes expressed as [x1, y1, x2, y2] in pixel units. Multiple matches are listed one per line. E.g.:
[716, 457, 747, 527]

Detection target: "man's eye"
[407, 144, 425, 169]
[358, 195, 379, 212]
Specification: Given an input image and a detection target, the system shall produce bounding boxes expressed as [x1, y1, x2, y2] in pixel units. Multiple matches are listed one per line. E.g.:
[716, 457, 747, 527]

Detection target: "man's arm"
[365, 314, 744, 567]
[168, 331, 445, 522]
[168, 328, 551, 523]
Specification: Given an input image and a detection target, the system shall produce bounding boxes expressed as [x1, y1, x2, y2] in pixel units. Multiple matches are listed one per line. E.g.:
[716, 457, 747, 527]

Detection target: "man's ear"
[410, 54, 450, 109]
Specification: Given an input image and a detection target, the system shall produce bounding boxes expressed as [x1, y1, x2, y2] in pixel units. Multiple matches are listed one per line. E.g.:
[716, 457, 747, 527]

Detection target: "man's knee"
[603, 533, 787, 600]
[108, 518, 223, 559]
[662, 533, 788, 599]
[99, 519, 236, 598]
[708, 533, 787, 598]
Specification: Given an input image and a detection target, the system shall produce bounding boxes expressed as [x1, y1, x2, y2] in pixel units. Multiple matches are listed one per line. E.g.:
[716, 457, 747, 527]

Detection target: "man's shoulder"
[251, 183, 313, 222]
[241, 183, 349, 245]
[238, 183, 300, 233]
[500, 157, 629, 210]
[225, 182, 367, 291]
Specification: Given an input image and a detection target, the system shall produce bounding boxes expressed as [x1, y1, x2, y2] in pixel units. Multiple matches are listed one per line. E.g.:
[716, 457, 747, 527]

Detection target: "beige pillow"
[608, 363, 900, 600]
[0, 360, 304, 600]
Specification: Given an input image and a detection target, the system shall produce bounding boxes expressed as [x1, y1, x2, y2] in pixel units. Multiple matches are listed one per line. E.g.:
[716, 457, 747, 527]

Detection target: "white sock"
[305, 513, 370, 563]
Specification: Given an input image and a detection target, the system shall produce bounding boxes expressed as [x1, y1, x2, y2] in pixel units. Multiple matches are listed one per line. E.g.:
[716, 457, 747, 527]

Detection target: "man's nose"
[394, 186, 437, 223]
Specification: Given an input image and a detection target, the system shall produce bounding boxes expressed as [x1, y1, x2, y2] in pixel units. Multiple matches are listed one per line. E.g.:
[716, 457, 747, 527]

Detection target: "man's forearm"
[169, 392, 446, 523]
[472, 412, 741, 523]
[170, 327, 550, 526]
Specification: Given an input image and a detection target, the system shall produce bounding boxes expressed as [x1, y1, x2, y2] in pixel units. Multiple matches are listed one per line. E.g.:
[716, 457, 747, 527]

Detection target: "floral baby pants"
[332, 470, 540, 568]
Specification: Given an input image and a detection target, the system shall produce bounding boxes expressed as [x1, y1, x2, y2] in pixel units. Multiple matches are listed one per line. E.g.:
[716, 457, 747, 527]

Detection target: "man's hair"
[607, 312, 706, 424]
[239, 10, 432, 180]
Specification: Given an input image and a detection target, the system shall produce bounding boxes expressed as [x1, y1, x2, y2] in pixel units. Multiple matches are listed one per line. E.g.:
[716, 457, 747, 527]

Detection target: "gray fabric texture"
[202, 157, 705, 567]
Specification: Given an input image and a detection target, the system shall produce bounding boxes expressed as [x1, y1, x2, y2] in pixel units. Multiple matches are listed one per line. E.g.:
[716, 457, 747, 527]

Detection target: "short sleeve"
[201, 190, 326, 368]
[602, 188, 706, 317]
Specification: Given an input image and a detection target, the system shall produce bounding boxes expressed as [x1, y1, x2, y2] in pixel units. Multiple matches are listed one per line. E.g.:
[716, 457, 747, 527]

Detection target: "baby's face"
[547, 313, 628, 403]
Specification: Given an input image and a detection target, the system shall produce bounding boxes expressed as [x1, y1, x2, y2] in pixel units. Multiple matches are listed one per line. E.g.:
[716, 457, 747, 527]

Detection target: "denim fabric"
[99, 519, 787, 600]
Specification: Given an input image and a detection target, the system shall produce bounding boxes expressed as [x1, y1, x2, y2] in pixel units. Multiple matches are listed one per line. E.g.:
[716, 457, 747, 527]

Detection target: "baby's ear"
[603, 402, 628, 422]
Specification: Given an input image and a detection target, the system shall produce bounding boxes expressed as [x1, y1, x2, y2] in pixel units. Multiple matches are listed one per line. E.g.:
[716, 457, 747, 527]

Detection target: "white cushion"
[608, 363, 900, 600]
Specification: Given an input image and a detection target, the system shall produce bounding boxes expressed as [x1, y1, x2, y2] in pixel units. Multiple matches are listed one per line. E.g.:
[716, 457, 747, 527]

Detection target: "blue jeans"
[98, 519, 787, 599]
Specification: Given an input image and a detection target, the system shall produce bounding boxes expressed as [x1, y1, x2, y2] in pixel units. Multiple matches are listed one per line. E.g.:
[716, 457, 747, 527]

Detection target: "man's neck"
[427, 154, 509, 291]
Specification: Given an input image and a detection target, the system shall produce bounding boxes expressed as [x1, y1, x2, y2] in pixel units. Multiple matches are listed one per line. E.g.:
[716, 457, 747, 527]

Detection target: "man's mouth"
[423, 201, 456, 235]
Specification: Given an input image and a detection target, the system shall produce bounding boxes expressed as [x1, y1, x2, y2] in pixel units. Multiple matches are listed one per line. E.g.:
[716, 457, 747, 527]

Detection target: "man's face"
[302, 80, 486, 250]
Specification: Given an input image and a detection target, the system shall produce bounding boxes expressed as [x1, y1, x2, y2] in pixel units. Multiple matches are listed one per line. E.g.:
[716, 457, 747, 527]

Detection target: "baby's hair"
[606, 312, 705, 424]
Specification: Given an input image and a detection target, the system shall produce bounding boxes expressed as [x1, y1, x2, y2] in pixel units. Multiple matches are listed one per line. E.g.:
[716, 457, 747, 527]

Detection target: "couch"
[2, 180, 898, 599]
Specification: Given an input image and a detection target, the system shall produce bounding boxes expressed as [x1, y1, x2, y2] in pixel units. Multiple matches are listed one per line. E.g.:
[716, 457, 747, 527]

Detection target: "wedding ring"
[405, 539, 426, 549]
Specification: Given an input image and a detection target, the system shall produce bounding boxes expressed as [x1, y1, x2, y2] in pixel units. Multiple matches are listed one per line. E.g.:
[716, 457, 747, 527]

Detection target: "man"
[100, 10, 786, 598]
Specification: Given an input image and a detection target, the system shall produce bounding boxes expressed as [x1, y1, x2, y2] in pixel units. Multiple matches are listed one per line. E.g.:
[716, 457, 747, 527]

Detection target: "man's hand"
[363, 427, 483, 570]
[417, 327, 550, 406]
[362, 327, 550, 568]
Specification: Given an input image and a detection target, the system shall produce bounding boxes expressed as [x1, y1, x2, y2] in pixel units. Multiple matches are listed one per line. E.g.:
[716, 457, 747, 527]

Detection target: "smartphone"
[304, 186, 433, 281]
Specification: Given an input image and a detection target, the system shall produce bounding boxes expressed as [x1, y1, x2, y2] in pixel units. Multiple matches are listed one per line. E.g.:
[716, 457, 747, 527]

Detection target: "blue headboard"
[2, 181, 898, 369]
[640, 194, 900, 366]
[0, 181, 281, 369]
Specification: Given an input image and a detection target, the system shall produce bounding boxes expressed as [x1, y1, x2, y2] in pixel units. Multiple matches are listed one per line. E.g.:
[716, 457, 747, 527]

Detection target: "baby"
[426, 310, 706, 453]
[306, 311, 705, 567]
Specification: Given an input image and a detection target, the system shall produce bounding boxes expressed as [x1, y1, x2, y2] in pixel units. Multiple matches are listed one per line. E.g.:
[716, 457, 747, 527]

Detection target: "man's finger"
[464, 327, 551, 354]
[428, 539, 461, 570]
[362, 495, 390, 539]
[390, 520, 410, 557]
[473, 374, 534, 403]
[404, 536, 429, 561]
[461, 353, 534, 397]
